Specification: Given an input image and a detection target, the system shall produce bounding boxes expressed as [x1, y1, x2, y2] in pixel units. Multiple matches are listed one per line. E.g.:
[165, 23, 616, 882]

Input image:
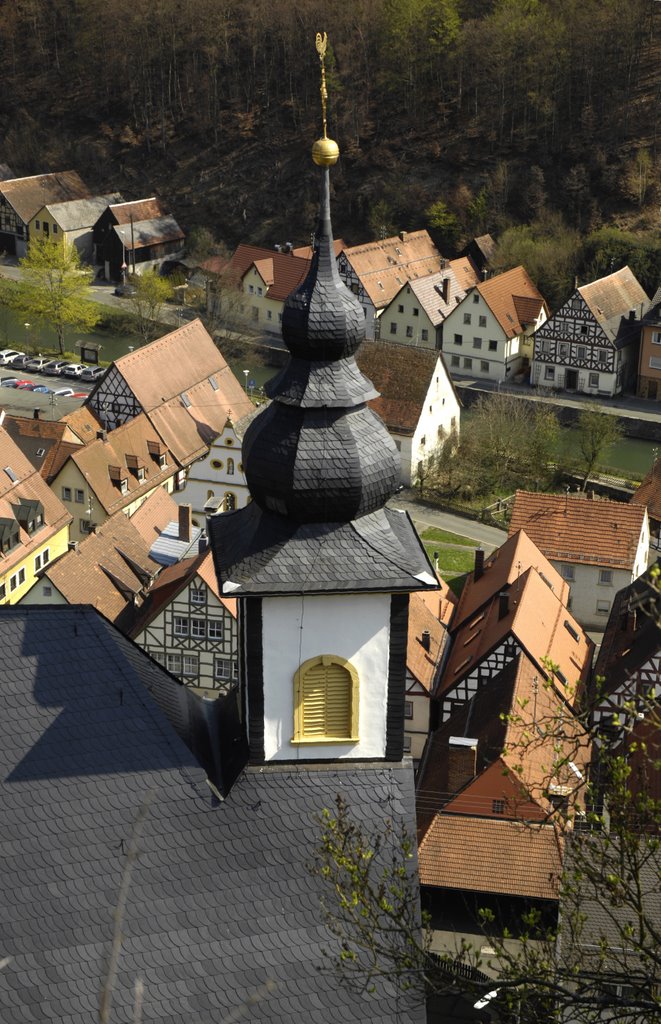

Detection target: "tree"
[125, 270, 173, 344]
[425, 200, 461, 249]
[8, 237, 100, 355]
[577, 404, 622, 489]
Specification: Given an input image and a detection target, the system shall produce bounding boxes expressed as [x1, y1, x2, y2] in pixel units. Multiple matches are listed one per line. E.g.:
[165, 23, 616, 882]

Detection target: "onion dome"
[241, 42, 400, 526]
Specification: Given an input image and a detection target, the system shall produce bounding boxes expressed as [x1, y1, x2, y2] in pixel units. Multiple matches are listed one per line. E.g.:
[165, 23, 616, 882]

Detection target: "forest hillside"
[1, 0, 659, 304]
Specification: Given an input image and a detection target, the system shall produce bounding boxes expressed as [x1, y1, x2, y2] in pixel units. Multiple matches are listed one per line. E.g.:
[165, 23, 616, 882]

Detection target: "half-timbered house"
[440, 265, 549, 383]
[338, 230, 444, 340]
[531, 266, 650, 396]
[0, 171, 89, 257]
[405, 583, 455, 764]
[508, 490, 650, 629]
[130, 548, 238, 697]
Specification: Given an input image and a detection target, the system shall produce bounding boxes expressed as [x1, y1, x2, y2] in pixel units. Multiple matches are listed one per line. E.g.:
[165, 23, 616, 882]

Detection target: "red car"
[15, 380, 35, 389]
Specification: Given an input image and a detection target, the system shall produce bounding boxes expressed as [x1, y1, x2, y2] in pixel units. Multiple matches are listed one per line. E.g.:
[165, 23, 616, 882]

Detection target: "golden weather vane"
[312, 32, 339, 167]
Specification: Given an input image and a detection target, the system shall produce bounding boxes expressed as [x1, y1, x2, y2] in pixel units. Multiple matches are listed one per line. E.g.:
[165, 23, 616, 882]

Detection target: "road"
[387, 489, 506, 552]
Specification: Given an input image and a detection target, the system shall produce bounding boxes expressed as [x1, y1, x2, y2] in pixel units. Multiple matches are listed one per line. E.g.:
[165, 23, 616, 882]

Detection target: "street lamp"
[24, 323, 30, 353]
[243, 369, 249, 394]
[119, 231, 127, 285]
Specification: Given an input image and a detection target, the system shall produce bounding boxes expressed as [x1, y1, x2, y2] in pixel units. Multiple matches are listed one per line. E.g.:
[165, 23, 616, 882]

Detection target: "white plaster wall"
[380, 287, 436, 348]
[443, 295, 522, 382]
[411, 358, 461, 483]
[634, 512, 650, 576]
[179, 428, 250, 519]
[261, 592, 392, 760]
[554, 562, 632, 629]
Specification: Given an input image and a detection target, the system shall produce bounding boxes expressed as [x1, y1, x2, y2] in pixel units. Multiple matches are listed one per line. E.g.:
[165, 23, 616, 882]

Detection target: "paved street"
[387, 489, 506, 552]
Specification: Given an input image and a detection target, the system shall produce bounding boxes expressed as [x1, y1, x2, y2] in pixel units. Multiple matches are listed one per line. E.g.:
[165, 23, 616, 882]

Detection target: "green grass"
[420, 526, 480, 547]
[423, 542, 475, 578]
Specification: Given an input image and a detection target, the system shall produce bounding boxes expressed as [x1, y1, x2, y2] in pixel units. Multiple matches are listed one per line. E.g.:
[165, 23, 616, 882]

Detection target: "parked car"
[80, 365, 106, 383]
[0, 349, 25, 365]
[0, 377, 19, 387]
[16, 381, 38, 390]
[42, 360, 69, 376]
[62, 363, 87, 378]
[32, 385, 53, 394]
[26, 356, 50, 372]
[53, 387, 76, 397]
[9, 354, 30, 368]
[114, 284, 136, 297]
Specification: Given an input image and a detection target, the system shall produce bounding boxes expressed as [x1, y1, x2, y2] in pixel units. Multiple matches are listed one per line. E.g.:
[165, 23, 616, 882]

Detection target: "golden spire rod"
[316, 32, 329, 140]
[312, 32, 339, 167]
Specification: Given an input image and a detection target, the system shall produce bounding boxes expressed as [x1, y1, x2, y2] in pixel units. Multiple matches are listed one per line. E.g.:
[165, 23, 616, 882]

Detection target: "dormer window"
[126, 453, 147, 482]
[147, 439, 168, 468]
[109, 465, 130, 494]
[0, 517, 20, 554]
[13, 499, 44, 536]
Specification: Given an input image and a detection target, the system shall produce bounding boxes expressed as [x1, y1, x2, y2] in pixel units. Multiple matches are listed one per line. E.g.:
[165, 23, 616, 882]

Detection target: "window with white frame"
[191, 587, 205, 605]
[10, 567, 25, 592]
[596, 599, 610, 615]
[182, 655, 199, 678]
[559, 563, 575, 581]
[404, 700, 413, 719]
[652, 331, 661, 345]
[599, 569, 613, 585]
[589, 373, 599, 387]
[191, 618, 206, 639]
[34, 548, 50, 572]
[208, 619, 224, 640]
[214, 657, 236, 681]
[173, 616, 189, 637]
[545, 366, 555, 380]
[166, 653, 181, 674]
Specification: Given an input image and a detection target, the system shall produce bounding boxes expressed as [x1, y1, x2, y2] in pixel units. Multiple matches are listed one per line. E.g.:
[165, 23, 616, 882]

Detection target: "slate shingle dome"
[242, 165, 400, 524]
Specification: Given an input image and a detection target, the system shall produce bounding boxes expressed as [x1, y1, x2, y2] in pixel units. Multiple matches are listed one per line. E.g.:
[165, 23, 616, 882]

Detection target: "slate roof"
[0, 171, 89, 223]
[418, 813, 562, 900]
[356, 343, 459, 435]
[209, 502, 437, 595]
[477, 266, 548, 339]
[112, 216, 184, 250]
[0, 605, 423, 1024]
[343, 230, 444, 309]
[579, 266, 650, 342]
[43, 194, 121, 231]
[508, 490, 648, 570]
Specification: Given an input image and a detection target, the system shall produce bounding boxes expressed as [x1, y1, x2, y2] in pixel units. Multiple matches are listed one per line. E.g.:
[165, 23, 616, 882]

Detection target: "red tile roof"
[631, 460, 661, 522]
[128, 550, 236, 638]
[478, 266, 548, 338]
[418, 814, 562, 899]
[356, 344, 457, 434]
[0, 171, 89, 223]
[509, 490, 647, 570]
[453, 529, 568, 629]
[229, 244, 310, 301]
[407, 591, 449, 693]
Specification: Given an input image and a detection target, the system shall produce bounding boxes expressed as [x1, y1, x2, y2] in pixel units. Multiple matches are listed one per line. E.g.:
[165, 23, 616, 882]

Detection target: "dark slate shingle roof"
[0, 605, 424, 1024]
[209, 501, 438, 595]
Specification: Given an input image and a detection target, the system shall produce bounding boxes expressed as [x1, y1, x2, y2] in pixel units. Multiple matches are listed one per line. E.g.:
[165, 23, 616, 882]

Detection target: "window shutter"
[294, 657, 357, 742]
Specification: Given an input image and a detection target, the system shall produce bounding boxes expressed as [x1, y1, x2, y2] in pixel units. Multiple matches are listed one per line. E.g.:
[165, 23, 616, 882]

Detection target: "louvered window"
[293, 655, 359, 743]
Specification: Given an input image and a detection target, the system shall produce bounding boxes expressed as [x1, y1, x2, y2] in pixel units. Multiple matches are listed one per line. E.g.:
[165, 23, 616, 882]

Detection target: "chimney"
[198, 530, 208, 554]
[420, 629, 431, 652]
[474, 547, 484, 580]
[33, 408, 41, 420]
[399, 230, 408, 243]
[68, 541, 79, 552]
[629, 308, 636, 321]
[441, 276, 449, 303]
[498, 591, 509, 619]
[587, 489, 594, 500]
[448, 737, 478, 793]
[97, 429, 107, 442]
[178, 503, 192, 543]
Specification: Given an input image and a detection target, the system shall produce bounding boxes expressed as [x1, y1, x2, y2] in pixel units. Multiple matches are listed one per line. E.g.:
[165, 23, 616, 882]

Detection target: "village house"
[531, 266, 650, 396]
[130, 546, 239, 697]
[50, 414, 178, 542]
[18, 486, 178, 621]
[338, 229, 445, 340]
[636, 285, 661, 401]
[181, 415, 251, 522]
[356, 342, 461, 486]
[2, 411, 86, 482]
[631, 456, 661, 549]
[92, 197, 185, 280]
[28, 192, 121, 263]
[378, 257, 480, 350]
[508, 490, 650, 629]
[0, 419, 71, 604]
[405, 581, 456, 764]
[0, 170, 89, 256]
[440, 265, 549, 383]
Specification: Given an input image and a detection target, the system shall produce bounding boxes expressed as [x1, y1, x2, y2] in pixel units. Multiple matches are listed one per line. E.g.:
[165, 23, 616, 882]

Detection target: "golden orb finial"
[312, 31, 339, 165]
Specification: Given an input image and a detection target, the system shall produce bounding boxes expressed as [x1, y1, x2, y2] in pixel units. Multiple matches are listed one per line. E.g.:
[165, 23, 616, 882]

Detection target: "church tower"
[209, 34, 437, 764]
